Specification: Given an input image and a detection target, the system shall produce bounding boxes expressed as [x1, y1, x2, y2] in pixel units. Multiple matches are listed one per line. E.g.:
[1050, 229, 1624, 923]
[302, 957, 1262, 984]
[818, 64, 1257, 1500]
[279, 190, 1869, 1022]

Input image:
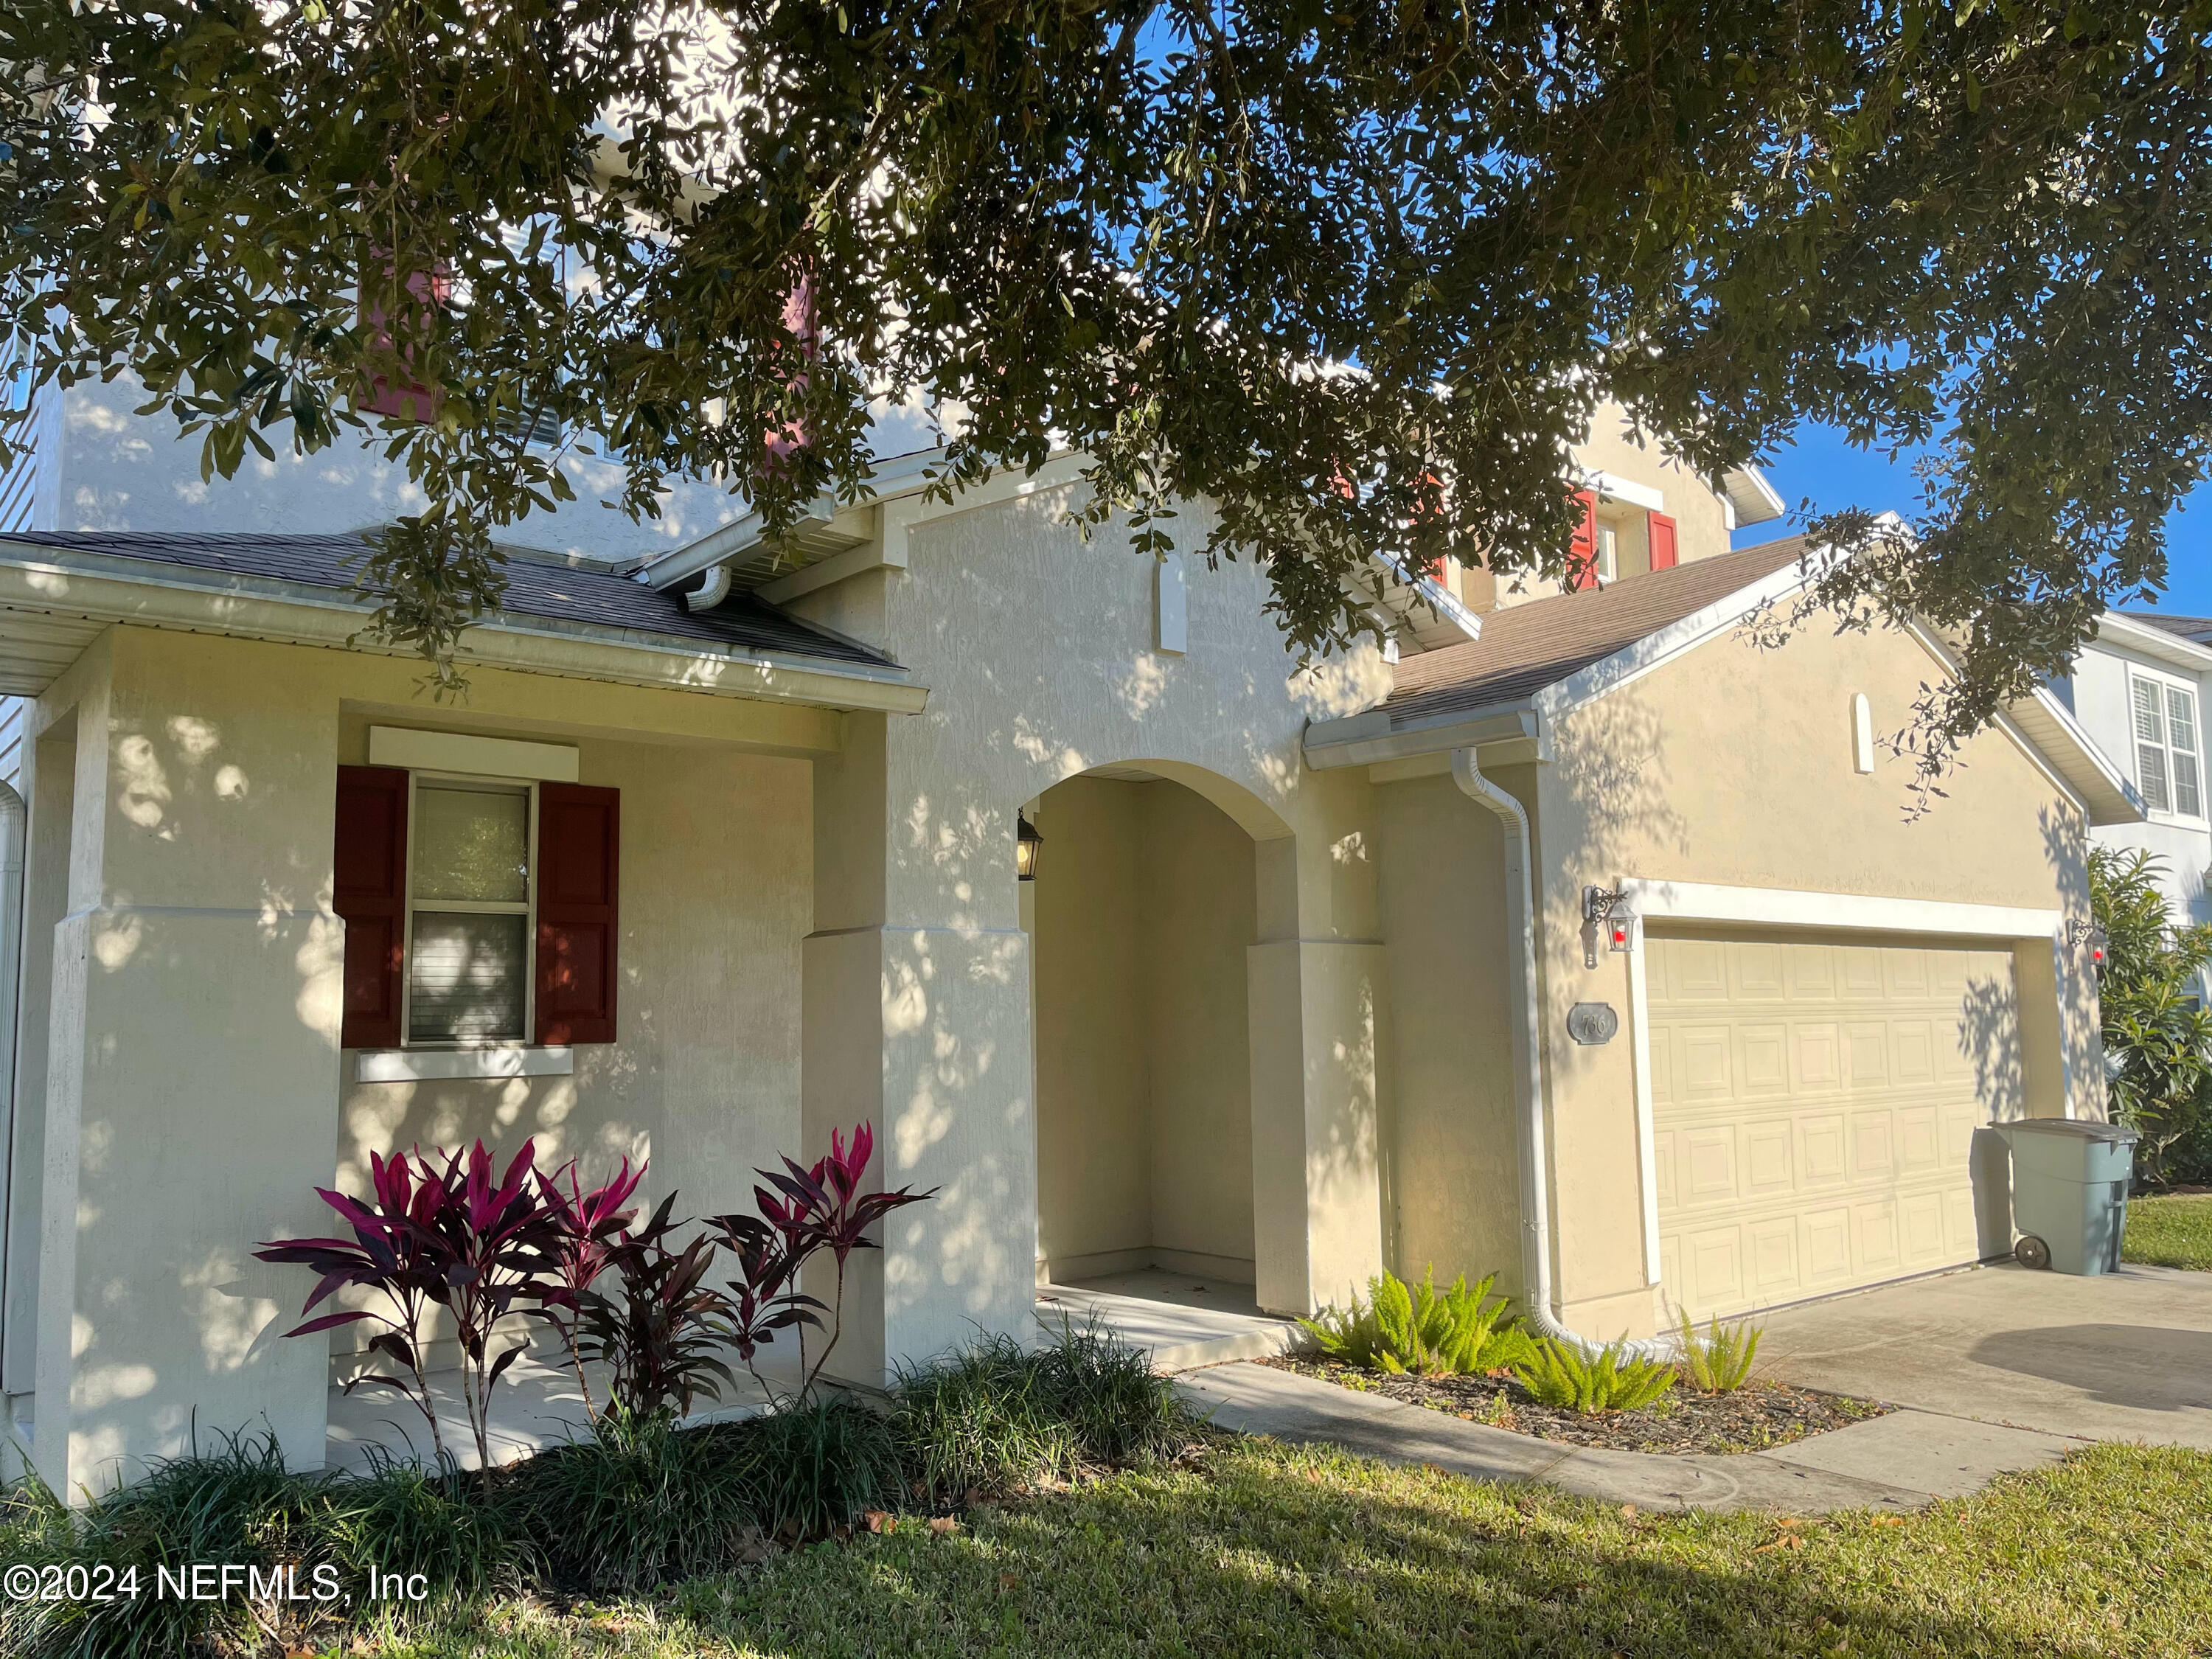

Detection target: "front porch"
[1036, 1271, 1305, 1372]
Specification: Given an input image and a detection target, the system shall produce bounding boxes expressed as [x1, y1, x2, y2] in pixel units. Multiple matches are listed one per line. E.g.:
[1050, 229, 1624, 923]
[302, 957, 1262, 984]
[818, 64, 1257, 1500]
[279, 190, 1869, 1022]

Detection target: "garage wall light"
[2068, 919, 2110, 972]
[1581, 883, 1638, 969]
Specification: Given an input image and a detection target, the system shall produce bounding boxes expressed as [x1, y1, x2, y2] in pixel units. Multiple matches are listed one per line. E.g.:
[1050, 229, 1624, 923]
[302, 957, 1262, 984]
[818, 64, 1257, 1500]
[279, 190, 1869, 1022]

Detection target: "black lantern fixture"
[1016, 813, 1043, 882]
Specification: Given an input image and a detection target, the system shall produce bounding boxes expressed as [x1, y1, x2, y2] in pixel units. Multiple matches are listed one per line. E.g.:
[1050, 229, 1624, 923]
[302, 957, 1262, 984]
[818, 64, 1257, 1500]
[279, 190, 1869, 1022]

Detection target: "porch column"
[28, 635, 341, 1497]
[802, 716, 1037, 1385]
[1244, 786, 1391, 1319]
[1247, 942, 1391, 1317]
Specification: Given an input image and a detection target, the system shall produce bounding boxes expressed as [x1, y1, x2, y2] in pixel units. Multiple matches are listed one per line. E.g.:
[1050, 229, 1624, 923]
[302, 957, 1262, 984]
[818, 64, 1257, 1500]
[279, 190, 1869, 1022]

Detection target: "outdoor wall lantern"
[2068, 919, 2110, 973]
[1016, 813, 1043, 882]
[1581, 883, 1638, 970]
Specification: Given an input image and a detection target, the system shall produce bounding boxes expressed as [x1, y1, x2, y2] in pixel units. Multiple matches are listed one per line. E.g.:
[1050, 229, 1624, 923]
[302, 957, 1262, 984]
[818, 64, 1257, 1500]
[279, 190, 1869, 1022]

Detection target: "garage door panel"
[1799, 1113, 1848, 1183]
[1652, 931, 2017, 1322]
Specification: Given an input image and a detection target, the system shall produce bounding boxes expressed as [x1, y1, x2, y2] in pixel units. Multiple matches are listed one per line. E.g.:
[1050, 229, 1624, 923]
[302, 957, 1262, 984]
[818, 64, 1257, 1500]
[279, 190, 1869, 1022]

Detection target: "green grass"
[356, 1436, 2210, 1658]
[2123, 1193, 2212, 1270]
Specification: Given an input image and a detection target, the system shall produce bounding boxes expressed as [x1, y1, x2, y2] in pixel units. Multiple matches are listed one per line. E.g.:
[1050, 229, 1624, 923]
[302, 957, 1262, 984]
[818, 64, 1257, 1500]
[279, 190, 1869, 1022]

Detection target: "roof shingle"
[1380, 537, 1813, 728]
[0, 530, 894, 669]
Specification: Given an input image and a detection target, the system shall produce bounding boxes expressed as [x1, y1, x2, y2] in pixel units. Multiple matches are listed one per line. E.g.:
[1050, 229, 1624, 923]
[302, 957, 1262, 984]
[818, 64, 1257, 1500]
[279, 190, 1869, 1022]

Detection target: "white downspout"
[1450, 748, 1671, 1361]
[0, 782, 24, 1392]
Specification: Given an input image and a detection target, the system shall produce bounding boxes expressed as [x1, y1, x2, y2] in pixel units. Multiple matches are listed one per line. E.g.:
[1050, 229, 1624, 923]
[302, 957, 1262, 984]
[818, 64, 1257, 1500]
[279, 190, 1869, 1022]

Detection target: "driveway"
[1759, 1260, 2212, 1448]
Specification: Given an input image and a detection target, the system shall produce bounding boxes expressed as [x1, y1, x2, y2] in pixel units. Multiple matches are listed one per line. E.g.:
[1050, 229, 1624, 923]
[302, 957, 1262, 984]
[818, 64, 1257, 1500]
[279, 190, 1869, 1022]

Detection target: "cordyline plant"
[575, 1193, 741, 1420]
[254, 1138, 581, 1471]
[538, 1155, 647, 1416]
[709, 1121, 936, 1403]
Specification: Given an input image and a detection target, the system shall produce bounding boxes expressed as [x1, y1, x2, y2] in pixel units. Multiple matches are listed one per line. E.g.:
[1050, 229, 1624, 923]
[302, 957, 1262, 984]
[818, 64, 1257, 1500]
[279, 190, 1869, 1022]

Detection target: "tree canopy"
[2, 0, 2208, 777]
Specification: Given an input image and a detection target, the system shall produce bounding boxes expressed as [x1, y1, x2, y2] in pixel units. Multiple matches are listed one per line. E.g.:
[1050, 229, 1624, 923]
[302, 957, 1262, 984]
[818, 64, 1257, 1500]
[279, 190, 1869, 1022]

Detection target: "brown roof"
[1381, 536, 1814, 728]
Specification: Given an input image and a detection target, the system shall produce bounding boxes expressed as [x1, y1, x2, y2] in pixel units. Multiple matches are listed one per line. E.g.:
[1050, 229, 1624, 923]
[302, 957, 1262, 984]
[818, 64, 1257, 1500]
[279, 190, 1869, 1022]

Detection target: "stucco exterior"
[0, 385, 2120, 1494]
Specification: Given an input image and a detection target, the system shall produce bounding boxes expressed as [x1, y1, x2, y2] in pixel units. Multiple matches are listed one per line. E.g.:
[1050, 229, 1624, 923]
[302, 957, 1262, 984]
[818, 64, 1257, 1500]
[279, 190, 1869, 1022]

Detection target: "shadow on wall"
[1549, 693, 1691, 863]
[1958, 970, 2026, 1261]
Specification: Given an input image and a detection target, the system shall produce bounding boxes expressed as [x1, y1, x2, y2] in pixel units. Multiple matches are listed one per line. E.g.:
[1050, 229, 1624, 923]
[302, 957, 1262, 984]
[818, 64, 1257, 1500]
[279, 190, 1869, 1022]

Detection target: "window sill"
[352, 1046, 574, 1084]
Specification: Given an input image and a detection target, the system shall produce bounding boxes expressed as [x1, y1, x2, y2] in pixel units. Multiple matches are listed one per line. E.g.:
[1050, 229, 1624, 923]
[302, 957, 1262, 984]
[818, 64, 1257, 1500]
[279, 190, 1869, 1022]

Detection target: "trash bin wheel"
[2014, 1234, 2052, 1270]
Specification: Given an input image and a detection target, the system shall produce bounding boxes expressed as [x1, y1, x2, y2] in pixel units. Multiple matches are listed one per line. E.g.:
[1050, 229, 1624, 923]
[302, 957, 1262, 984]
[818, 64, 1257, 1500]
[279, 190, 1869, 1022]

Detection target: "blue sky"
[1731, 422, 2212, 620]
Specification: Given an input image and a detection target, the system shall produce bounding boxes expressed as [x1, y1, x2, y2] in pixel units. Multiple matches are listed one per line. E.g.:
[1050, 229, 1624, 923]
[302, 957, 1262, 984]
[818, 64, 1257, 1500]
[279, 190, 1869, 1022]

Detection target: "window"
[1595, 522, 1618, 582]
[333, 765, 619, 1049]
[407, 779, 532, 1043]
[2132, 672, 2202, 818]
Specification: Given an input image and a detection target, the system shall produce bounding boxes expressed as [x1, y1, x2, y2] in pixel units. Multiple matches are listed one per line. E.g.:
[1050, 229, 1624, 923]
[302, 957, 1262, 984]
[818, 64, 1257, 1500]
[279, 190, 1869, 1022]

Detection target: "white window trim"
[355, 1046, 574, 1083]
[1610, 877, 2075, 1293]
[2127, 667, 2204, 823]
[398, 770, 540, 1051]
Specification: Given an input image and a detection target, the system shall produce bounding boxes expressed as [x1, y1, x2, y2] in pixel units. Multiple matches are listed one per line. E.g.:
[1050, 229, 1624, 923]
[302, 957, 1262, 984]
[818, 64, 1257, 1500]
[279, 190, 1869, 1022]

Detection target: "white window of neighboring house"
[406, 776, 537, 1044]
[1596, 522, 1618, 582]
[2132, 672, 2203, 818]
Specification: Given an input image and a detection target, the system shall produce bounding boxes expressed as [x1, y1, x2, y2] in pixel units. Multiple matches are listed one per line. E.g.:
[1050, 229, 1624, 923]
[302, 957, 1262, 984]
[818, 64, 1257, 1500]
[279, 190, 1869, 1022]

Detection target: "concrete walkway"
[1176, 1363, 2085, 1514]
[1758, 1261, 2212, 1449]
[1037, 1271, 1304, 1370]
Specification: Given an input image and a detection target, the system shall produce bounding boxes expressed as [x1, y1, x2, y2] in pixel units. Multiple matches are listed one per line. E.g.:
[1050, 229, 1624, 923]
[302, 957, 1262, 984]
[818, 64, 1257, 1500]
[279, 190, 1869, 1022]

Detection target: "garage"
[1647, 930, 2023, 1322]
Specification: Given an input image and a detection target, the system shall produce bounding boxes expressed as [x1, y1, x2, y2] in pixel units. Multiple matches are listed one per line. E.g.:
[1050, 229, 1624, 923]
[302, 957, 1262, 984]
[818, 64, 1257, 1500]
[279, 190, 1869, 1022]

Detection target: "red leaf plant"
[710, 1121, 935, 1402]
[255, 1139, 571, 1472]
[538, 1155, 647, 1416]
[574, 1193, 744, 1419]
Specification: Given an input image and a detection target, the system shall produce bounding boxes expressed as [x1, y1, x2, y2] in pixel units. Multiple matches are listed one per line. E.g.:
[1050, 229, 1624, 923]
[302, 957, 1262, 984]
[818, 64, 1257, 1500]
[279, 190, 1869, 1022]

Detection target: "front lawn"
[2122, 1192, 2212, 1270]
[379, 1436, 2208, 1658]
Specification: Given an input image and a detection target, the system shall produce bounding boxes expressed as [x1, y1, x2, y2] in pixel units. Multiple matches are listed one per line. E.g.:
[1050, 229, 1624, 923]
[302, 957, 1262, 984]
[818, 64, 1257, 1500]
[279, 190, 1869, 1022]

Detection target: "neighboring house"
[2058, 611, 2212, 926]
[0, 379, 2134, 1501]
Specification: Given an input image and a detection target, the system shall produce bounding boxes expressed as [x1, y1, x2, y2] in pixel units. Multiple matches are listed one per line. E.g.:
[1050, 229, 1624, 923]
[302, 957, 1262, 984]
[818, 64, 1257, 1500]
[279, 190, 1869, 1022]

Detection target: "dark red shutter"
[361, 260, 451, 423]
[1647, 510, 1679, 571]
[333, 765, 408, 1048]
[536, 783, 619, 1046]
[1568, 490, 1600, 590]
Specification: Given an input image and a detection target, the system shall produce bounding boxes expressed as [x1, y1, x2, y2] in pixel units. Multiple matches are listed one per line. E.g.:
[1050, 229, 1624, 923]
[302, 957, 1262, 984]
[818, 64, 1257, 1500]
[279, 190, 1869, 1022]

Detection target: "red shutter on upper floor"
[361, 260, 452, 423]
[536, 782, 620, 1046]
[1568, 490, 1600, 590]
[1647, 510, 1679, 571]
[333, 765, 408, 1048]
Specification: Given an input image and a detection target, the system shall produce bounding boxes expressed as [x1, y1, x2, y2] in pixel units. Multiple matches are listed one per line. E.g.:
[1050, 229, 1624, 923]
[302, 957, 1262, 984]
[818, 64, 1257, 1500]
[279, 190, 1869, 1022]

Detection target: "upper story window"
[2132, 671, 2202, 818]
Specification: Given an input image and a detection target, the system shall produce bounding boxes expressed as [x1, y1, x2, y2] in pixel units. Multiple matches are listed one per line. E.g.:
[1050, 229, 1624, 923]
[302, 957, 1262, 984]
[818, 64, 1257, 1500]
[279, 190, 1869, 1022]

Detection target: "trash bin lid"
[1998, 1116, 2139, 1144]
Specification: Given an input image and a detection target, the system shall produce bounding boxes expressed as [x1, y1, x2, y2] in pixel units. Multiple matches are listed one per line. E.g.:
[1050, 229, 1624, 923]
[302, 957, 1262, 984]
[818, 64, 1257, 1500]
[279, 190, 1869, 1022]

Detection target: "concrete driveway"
[1759, 1260, 2212, 1448]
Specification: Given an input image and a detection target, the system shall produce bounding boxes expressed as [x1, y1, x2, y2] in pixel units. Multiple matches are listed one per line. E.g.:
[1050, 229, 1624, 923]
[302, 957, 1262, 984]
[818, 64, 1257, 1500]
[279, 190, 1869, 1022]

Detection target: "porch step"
[1036, 1280, 1308, 1373]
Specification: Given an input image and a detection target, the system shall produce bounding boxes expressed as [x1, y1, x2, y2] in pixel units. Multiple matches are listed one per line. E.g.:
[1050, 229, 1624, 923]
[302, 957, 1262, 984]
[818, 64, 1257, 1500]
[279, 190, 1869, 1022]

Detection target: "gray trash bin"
[1995, 1118, 2138, 1275]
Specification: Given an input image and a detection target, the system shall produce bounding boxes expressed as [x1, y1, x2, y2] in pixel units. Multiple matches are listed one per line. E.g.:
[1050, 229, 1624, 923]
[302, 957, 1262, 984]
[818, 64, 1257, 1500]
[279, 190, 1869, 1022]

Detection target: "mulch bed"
[1256, 1354, 1891, 1456]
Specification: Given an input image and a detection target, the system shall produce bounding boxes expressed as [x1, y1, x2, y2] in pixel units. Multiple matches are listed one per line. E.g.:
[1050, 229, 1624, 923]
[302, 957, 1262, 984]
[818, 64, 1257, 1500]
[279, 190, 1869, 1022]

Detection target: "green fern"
[1674, 1310, 1762, 1392]
[1298, 1267, 1535, 1377]
[1513, 1336, 1677, 1413]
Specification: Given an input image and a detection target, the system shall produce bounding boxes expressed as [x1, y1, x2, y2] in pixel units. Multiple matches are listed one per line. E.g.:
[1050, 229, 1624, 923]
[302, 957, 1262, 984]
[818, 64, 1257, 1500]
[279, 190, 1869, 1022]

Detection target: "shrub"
[255, 1139, 578, 1470]
[891, 1321, 1186, 1500]
[746, 1395, 905, 1539]
[1674, 1310, 1762, 1392]
[1513, 1337, 1678, 1413]
[576, 1194, 739, 1419]
[2090, 846, 2212, 1186]
[0, 1430, 523, 1658]
[503, 1406, 763, 1592]
[1299, 1267, 1536, 1377]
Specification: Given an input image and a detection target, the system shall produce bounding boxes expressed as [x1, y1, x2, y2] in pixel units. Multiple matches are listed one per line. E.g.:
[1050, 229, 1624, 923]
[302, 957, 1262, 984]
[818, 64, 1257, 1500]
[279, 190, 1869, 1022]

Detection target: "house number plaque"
[1566, 1002, 1620, 1046]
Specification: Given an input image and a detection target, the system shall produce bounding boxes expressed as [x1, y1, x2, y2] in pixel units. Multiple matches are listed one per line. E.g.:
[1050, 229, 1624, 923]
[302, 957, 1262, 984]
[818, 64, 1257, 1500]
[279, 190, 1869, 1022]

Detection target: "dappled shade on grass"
[401, 1436, 2210, 1658]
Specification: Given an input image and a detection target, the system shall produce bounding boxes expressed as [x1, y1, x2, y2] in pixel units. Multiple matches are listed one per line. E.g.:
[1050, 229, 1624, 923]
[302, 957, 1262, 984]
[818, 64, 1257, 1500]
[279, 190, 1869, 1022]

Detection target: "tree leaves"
[1, 0, 2205, 779]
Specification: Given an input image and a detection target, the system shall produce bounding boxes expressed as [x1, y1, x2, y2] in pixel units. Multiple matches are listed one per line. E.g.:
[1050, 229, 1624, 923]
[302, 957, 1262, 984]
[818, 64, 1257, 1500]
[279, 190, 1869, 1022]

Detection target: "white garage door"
[1649, 931, 2020, 1322]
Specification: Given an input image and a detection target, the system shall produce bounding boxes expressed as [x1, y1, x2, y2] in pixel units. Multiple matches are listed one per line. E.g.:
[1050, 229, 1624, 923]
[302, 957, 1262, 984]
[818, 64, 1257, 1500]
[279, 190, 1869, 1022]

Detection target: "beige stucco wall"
[10, 622, 823, 1491]
[794, 484, 1395, 1358]
[1529, 619, 2101, 1335]
[1373, 773, 1525, 1296]
[1031, 774, 1257, 1283]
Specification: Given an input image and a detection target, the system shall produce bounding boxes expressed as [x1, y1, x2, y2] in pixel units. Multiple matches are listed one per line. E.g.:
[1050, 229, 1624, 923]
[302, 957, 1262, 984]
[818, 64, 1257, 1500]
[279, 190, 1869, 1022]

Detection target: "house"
[2058, 612, 2212, 927]
[0, 371, 2132, 1498]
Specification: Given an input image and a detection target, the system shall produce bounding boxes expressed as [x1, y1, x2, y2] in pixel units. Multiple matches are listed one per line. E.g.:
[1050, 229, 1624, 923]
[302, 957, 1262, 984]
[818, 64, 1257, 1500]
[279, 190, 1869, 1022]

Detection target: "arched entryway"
[1027, 765, 1265, 1329]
